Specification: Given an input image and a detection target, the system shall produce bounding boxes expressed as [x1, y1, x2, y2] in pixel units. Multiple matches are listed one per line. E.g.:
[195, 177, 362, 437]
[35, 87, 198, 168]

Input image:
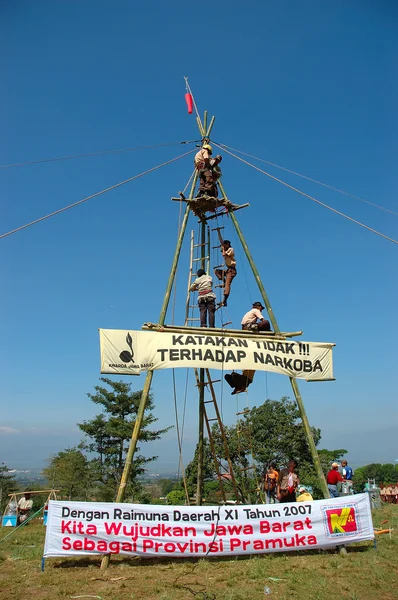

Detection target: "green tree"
[166, 490, 186, 505]
[79, 378, 171, 501]
[158, 478, 179, 496]
[353, 463, 398, 490]
[42, 448, 91, 500]
[0, 463, 18, 512]
[209, 398, 346, 500]
[184, 438, 214, 497]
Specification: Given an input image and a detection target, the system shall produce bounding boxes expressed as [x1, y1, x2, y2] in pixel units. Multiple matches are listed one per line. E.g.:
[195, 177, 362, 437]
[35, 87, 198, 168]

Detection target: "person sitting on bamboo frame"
[241, 302, 271, 332]
[224, 370, 255, 395]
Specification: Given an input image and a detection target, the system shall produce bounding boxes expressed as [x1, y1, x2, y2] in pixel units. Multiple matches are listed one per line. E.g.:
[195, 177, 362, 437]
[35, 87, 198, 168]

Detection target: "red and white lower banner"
[43, 494, 373, 558]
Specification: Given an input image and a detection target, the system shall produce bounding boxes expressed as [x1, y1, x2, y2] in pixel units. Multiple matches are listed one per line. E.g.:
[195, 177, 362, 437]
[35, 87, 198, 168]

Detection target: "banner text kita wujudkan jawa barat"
[44, 495, 374, 559]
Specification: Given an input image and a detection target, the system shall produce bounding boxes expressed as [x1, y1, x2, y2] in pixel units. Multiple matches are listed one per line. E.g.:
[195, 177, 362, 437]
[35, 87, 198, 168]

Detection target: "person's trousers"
[215, 267, 236, 296]
[266, 490, 278, 504]
[242, 320, 271, 332]
[328, 484, 340, 498]
[198, 170, 218, 197]
[279, 491, 296, 503]
[199, 297, 215, 327]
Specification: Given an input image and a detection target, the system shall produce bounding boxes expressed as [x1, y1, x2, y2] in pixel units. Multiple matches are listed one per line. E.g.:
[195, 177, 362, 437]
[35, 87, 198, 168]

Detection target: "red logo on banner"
[325, 507, 358, 535]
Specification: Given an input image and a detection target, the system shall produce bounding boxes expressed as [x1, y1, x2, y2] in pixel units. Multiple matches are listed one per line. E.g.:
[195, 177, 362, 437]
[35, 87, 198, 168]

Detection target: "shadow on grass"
[52, 543, 374, 569]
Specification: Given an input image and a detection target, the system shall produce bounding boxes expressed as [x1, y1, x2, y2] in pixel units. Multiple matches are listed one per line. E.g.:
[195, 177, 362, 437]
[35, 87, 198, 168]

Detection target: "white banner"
[44, 495, 373, 559]
[99, 329, 334, 381]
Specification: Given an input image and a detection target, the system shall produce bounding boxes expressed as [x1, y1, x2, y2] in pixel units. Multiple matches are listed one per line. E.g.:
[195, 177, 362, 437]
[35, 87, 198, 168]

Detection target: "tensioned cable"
[171, 169, 195, 326]
[214, 144, 398, 246]
[171, 367, 190, 505]
[217, 142, 398, 217]
[0, 140, 199, 169]
[0, 149, 195, 240]
[184, 77, 201, 125]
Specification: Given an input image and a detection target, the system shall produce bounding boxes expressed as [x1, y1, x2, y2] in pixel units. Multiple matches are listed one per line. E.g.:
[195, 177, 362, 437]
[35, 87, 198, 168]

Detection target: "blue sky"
[1, 1, 397, 473]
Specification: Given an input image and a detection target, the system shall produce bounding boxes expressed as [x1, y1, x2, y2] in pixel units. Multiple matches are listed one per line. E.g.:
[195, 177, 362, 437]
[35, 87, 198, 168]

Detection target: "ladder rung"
[193, 256, 209, 262]
[222, 321, 232, 326]
[215, 284, 224, 288]
[207, 418, 218, 422]
[212, 245, 221, 249]
[236, 409, 250, 416]
[189, 305, 198, 308]
[204, 400, 215, 404]
[213, 265, 224, 269]
[186, 318, 201, 322]
[193, 243, 207, 247]
[211, 226, 224, 231]
[239, 466, 256, 472]
[206, 379, 221, 384]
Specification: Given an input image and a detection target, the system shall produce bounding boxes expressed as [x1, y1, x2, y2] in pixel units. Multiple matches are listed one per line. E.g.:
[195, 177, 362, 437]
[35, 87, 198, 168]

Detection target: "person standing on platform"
[214, 234, 237, 307]
[190, 269, 216, 328]
[194, 144, 220, 198]
[241, 302, 271, 332]
[327, 462, 344, 498]
[277, 459, 299, 503]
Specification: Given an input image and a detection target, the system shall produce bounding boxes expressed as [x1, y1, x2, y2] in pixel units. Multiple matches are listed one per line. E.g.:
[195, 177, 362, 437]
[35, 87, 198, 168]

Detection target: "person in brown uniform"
[277, 459, 299, 503]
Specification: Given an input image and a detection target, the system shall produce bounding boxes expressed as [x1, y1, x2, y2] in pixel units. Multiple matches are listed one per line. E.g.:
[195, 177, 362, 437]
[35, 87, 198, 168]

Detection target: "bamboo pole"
[203, 110, 208, 135]
[217, 179, 329, 499]
[101, 170, 199, 570]
[142, 323, 304, 339]
[196, 217, 207, 505]
[206, 116, 216, 137]
[7, 490, 60, 496]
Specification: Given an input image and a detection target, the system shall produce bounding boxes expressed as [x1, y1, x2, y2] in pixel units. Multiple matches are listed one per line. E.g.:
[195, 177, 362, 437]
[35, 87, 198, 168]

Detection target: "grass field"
[0, 504, 397, 600]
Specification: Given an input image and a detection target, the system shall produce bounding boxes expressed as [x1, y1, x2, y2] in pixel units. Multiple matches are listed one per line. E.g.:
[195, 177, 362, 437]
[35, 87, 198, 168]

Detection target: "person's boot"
[224, 373, 235, 389]
[222, 294, 228, 307]
[226, 373, 248, 395]
[214, 269, 223, 281]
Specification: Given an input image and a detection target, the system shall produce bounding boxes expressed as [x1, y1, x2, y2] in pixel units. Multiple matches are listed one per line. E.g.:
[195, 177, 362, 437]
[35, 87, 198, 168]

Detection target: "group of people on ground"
[262, 458, 357, 504]
[380, 484, 398, 503]
[263, 459, 313, 504]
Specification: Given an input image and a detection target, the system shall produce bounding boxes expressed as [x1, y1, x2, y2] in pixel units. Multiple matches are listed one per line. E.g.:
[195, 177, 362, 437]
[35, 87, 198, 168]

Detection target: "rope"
[0, 140, 200, 170]
[217, 142, 398, 217]
[215, 144, 398, 246]
[179, 369, 190, 459]
[0, 504, 45, 543]
[0, 149, 195, 240]
[171, 368, 190, 505]
[184, 77, 202, 127]
[171, 169, 195, 326]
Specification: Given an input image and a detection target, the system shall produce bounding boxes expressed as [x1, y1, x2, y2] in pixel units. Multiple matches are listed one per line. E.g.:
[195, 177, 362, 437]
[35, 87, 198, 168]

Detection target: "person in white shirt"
[17, 492, 33, 524]
[241, 302, 271, 332]
[190, 269, 216, 327]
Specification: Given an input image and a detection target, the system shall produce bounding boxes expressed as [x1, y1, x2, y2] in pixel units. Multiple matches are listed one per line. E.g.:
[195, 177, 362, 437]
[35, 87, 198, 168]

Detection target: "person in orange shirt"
[264, 462, 279, 504]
